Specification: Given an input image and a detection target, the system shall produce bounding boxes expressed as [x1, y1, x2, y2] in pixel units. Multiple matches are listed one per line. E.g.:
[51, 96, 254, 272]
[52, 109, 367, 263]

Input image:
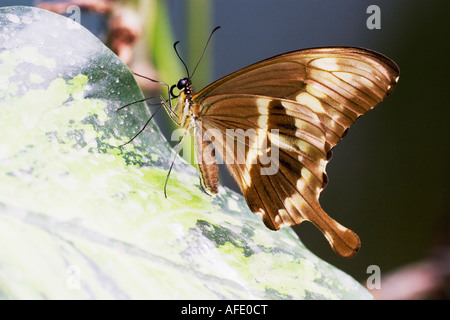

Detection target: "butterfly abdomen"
[197, 159, 219, 195]
[193, 119, 219, 195]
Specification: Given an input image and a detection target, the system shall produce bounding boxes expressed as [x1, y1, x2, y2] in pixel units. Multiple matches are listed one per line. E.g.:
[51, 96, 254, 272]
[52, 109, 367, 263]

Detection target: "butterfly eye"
[177, 78, 189, 90]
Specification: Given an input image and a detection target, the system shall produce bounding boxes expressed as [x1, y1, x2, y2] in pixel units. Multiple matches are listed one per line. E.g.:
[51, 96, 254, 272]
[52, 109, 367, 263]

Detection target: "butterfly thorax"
[172, 78, 196, 130]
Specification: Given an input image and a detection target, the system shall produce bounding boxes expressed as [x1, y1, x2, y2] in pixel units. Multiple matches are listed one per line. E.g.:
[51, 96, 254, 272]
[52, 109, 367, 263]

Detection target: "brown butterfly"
[124, 29, 399, 258]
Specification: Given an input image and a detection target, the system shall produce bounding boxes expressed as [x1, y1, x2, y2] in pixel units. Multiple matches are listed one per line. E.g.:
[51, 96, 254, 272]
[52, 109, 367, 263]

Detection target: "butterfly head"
[170, 77, 192, 99]
[170, 26, 221, 101]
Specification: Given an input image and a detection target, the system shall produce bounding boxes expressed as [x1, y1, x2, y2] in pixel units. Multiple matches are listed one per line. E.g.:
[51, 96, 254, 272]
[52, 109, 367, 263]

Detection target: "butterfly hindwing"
[197, 94, 361, 257]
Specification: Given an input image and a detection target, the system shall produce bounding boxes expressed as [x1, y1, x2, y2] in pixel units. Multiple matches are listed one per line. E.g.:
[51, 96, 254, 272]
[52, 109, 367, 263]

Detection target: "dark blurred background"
[3, 0, 449, 299]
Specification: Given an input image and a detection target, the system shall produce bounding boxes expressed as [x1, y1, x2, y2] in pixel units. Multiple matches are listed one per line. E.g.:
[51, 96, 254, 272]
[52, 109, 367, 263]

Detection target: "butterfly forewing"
[189, 47, 399, 257]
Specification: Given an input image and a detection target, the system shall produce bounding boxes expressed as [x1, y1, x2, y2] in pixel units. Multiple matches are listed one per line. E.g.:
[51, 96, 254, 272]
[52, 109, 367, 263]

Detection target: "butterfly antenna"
[173, 41, 190, 79]
[190, 26, 221, 80]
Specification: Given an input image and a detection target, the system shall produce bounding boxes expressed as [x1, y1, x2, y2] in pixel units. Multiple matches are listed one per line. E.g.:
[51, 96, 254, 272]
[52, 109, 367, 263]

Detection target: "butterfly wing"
[192, 47, 399, 257]
[196, 47, 399, 148]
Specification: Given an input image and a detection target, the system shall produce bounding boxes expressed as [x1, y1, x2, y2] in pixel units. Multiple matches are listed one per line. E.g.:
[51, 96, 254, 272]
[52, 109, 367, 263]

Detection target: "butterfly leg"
[116, 104, 163, 147]
[164, 128, 189, 198]
[160, 95, 181, 126]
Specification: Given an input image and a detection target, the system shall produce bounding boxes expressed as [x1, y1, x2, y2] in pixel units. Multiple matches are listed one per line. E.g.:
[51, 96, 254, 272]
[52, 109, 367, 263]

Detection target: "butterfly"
[123, 28, 399, 258]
